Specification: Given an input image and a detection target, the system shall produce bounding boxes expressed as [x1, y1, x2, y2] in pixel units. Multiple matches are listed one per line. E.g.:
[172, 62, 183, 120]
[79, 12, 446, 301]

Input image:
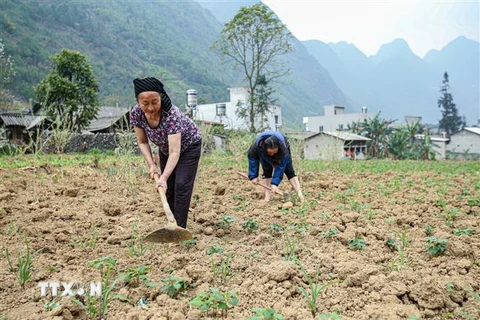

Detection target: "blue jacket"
[247, 131, 290, 186]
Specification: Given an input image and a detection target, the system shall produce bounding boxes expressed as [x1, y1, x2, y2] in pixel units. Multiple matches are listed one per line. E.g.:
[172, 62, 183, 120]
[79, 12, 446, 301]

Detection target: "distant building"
[287, 131, 370, 160]
[303, 105, 373, 133]
[447, 127, 480, 159]
[195, 87, 282, 131]
[87, 107, 130, 133]
[0, 109, 50, 144]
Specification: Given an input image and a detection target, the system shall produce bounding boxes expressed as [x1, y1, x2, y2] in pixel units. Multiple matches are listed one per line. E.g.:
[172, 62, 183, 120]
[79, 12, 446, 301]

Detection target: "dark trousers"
[159, 140, 201, 228]
[261, 156, 296, 180]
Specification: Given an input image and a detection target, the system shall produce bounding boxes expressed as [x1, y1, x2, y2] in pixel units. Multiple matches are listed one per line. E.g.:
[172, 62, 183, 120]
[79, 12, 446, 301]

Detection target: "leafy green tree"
[438, 72, 464, 137]
[237, 74, 277, 131]
[0, 38, 16, 94]
[211, 3, 293, 132]
[417, 130, 437, 160]
[356, 112, 395, 158]
[35, 49, 99, 132]
[387, 129, 409, 160]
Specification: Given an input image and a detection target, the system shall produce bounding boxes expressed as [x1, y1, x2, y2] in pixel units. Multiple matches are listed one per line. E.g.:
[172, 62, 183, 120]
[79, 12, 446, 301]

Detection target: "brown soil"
[0, 160, 479, 320]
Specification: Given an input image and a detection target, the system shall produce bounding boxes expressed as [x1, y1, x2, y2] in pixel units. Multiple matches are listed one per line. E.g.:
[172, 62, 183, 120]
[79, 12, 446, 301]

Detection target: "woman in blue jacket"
[247, 131, 304, 203]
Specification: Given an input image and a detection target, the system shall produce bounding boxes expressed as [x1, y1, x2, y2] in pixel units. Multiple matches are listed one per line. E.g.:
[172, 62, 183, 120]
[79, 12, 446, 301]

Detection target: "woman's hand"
[155, 174, 168, 191]
[271, 185, 279, 194]
[149, 164, 160, 179]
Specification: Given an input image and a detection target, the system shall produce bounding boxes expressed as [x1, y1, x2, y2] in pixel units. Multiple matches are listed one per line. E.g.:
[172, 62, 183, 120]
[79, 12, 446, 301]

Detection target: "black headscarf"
[133, 77, 172, 114]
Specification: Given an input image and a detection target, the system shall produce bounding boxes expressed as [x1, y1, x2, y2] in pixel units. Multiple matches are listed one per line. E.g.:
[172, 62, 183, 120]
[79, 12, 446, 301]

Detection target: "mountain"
[1, 0, 233, 107]
[197, 0, 258, 23]
[303, 40, 376, 113]
[197, 0, 349, 121]
[424, 36, 480, 123]
[366, 39, 439, 122]
[304, 37, 480, 124]
[0, 0, 348, 127]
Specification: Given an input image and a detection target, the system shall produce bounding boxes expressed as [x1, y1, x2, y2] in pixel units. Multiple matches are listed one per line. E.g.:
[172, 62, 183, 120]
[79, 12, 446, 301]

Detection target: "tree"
[356, 113, 395, 158]
[211, 3, 293, 132]
[438, 72, 464, 137]
[0, 38, 16, 99]
[35, 49, 99, 132]
[236, 74, 277, 131]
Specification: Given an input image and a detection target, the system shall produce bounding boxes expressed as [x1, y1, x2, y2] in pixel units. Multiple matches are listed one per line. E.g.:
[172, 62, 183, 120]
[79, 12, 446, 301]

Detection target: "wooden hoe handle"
[236, 171, 284, 195]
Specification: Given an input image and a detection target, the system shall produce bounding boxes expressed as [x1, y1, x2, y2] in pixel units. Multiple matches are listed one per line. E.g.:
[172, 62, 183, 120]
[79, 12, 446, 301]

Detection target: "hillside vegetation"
[0, 0, 347, 126]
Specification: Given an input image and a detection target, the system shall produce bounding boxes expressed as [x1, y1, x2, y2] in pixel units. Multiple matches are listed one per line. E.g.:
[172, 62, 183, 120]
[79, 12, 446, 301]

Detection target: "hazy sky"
[261, 0, 480, 57]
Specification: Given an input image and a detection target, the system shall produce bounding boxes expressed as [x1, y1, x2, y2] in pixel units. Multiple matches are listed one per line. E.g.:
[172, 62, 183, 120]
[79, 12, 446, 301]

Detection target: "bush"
[0, 142, 20, 155]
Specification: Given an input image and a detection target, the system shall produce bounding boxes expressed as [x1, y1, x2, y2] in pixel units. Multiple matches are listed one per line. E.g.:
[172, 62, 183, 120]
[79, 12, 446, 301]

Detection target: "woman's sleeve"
[247, 144, 259, 180]
[129, 106, 142, 128]
[271, 155, 288, 186]
[165, 108, 183, 135]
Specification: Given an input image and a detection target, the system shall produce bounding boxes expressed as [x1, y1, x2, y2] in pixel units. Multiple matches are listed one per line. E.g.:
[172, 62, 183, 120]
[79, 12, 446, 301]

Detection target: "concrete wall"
[304, 135, 344, 160]
[447, 130, 480, 159]
[304, 108, 373, 132]
[431, 138, 448, 160]
[196, 87, 282, 131]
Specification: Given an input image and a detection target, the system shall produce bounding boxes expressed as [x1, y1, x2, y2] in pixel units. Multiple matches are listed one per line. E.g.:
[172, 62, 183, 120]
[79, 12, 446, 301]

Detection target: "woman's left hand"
[155, 175, 168, 191]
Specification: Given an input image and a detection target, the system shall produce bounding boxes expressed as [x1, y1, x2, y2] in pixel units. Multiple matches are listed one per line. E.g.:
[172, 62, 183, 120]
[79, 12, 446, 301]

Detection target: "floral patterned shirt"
[129, 104, 201, 156]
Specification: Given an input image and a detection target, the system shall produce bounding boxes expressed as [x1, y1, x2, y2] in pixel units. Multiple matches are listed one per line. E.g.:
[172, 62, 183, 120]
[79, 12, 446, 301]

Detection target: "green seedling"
[318, 312, 342, 320]
[453, 286, 480, 320]
[71, 229, 98, 250]
[241, 219, 259, 233]
[289, 222, 311, 234]
[453, 228, 474, 236]
[424, 224, 435, 235]
[248, 307, 285, 320]
[384, 249, 411, 272]
[211, 253, 233, 286]
[282, 232, 300, 261]
[426, 236, 448, 256]
[72, 256, 127, 318]
[365, 209, 376, 220]
[234, 198, 251, 212]
[386, 238, 400, 252]
[394, 229, 410, 248]
[4, 236, 33, 288]
[2, 223, 18, 236]
[122, 265, 156, 288]
[295, 257, 339, 316]
[128, 222, 151, 257]
[292, 203, 308, 216]
[436, 199, 448, 208]
[348, 237, 367, 250]
[207, 242, 225, 255]
[269, 223, 285, 234]
[181, 238, 197, 248]
[160, 275, 188, 298]
[217, 215, 236, 230]
[189, 287, 239, 317]
[321, 228, 338, 238]
[44, 300, 61, 311]
[438, 207, 460, 227]
[467, 198, 480, 206]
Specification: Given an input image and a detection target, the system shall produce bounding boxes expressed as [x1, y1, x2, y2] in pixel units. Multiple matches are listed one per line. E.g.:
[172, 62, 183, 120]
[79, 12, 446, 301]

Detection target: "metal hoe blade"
[144, 225, 192, 243]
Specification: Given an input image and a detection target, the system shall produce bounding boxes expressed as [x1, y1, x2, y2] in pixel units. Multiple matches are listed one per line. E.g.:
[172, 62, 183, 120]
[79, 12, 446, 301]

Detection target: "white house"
[195, 87, 282, 131]
[303, 105, 373, 133]
[287, 131, 371, 160]
[447, 127, 480, 159]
